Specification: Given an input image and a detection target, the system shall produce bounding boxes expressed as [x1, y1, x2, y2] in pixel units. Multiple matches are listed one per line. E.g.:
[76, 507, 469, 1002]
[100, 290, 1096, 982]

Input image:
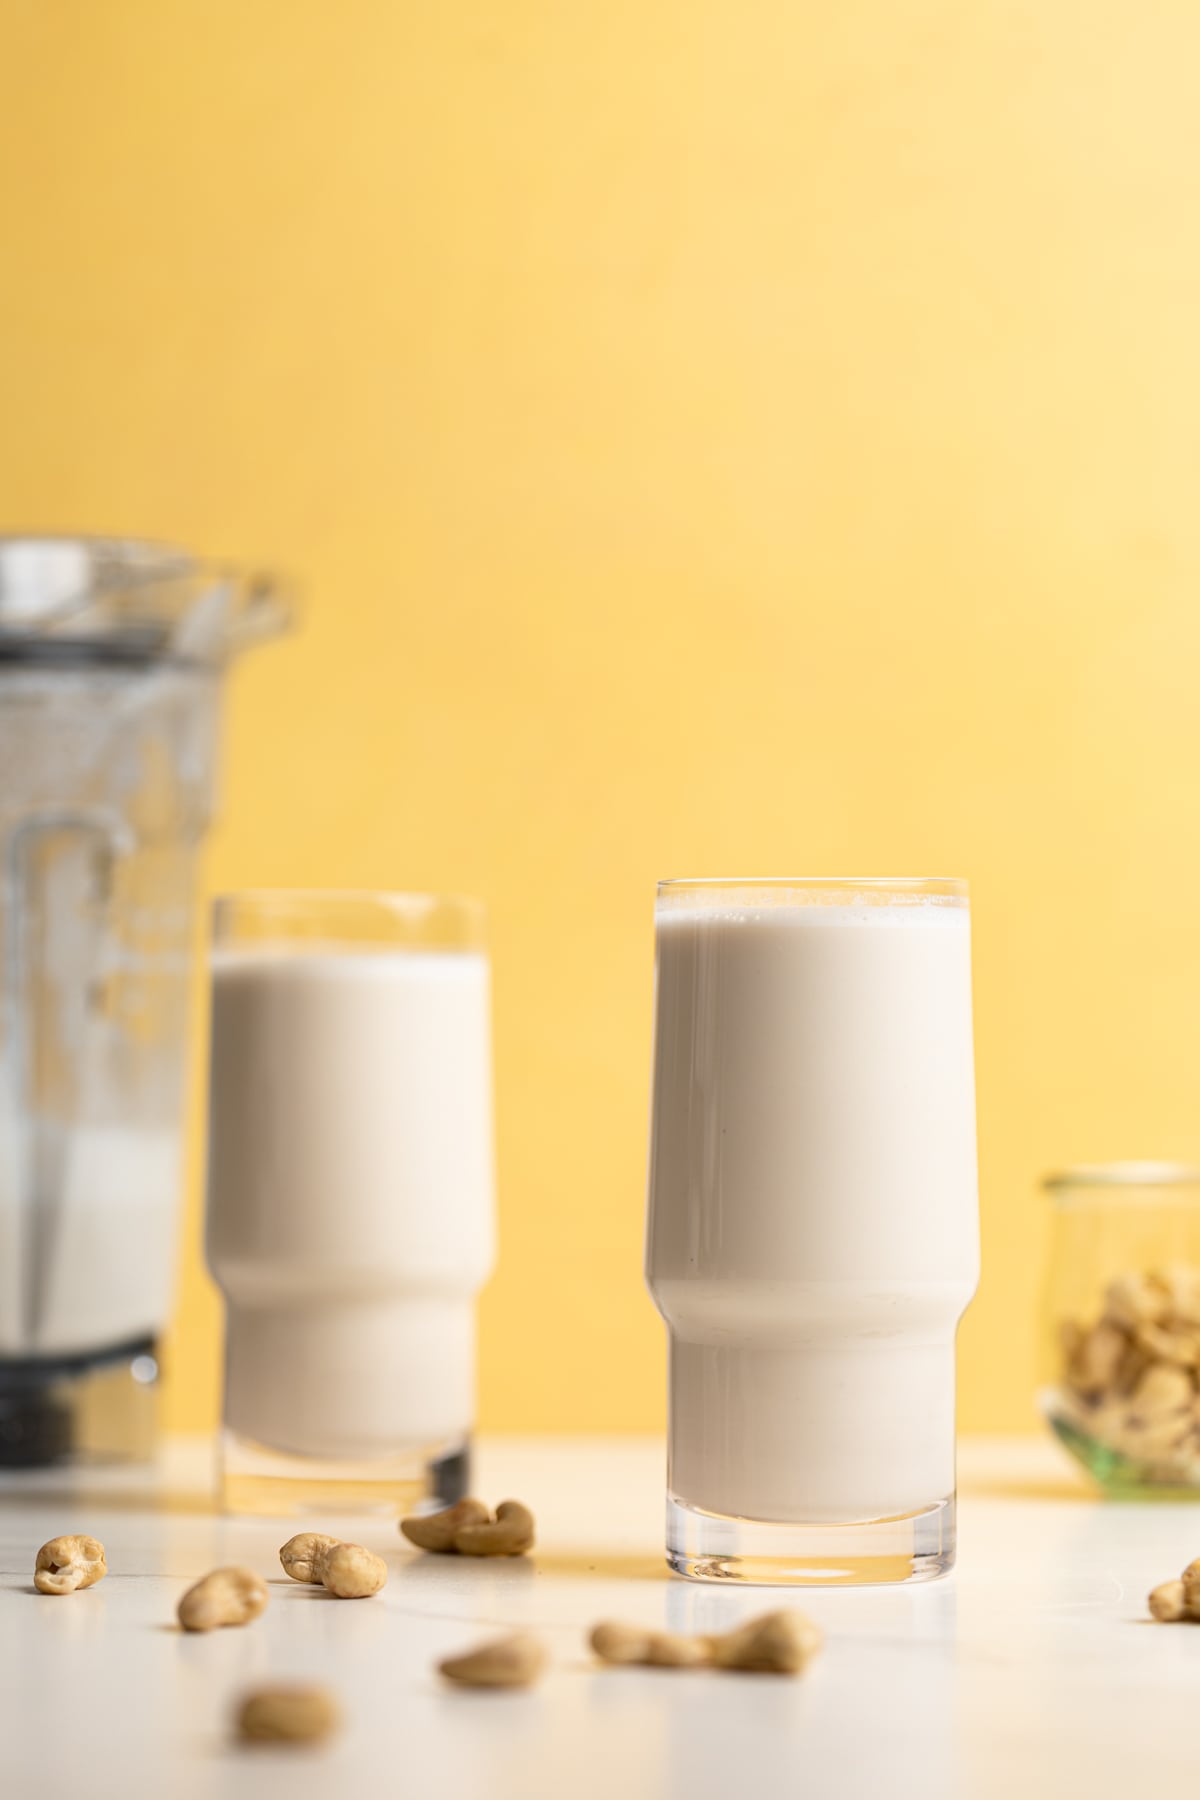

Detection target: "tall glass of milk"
[206, 890, 495, 1515]
[646, 877, 979, 1584]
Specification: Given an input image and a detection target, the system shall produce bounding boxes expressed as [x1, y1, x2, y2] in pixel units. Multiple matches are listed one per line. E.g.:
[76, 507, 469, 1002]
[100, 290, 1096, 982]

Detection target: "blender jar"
[1041, 1161, 1200, 1495]
[0, 537, 288, 1466]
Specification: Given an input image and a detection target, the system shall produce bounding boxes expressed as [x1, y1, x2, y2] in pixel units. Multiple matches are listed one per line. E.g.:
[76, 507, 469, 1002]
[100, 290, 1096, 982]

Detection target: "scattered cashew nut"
[279, 1533, 341, 1584]
[177, 1566, 269, 1632]
[1183, 1557, 1200, 1616]
[1147, 1557, 1200, 1622]
[590, 1608, 822, 1675]
[321, 1543, 388, 1598]
[400, 1498, 491, 1553]
[1149, 1579, 1188, 1622]
[712, 1609, 824, 1673]
[33, 1535, 107, 1595]
[401, 1497, 535, 1557]
[590, 1621, 713, 1667]
[279, 1533, 387, 1598]
[236, 1684, 341, 1745]
[438, 1630, 547, 1689]
[455, 1500, 535, 1558]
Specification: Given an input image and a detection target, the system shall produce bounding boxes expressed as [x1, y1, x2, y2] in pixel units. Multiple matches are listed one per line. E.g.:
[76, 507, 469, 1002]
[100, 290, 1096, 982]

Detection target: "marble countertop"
[1, 1436, 1196, 1798]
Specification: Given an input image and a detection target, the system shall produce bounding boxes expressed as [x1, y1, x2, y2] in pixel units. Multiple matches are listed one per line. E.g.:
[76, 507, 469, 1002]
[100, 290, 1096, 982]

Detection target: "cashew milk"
[647, 883, 978, 1541]
[207, 946, 494, 1465]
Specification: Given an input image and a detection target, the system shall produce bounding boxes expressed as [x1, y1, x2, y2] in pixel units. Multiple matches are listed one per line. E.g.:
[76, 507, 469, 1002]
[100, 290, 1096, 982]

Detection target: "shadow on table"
[530, 1551, 667, 1581]
[0, 1481, 215, 1515]
[959, 1469, 1094, 1502]
[392, 1547, 666, 1583]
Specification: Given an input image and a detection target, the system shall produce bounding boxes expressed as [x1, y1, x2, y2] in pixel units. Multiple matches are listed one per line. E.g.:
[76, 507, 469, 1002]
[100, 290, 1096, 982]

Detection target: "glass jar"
[1041, 1162, 1200, 1495]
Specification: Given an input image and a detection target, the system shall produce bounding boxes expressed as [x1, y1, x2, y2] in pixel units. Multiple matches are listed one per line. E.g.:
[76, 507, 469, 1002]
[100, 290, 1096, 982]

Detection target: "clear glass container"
[1041, 1162, 1200, 1496]
[646, 876, 979, 1584]
[0, 537, 288, 1468]
[207, 890, 495, 1515]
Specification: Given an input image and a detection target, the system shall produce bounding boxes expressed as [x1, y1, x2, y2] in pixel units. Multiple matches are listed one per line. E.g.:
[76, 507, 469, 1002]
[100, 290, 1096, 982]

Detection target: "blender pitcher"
[0, 537, 288, 1466]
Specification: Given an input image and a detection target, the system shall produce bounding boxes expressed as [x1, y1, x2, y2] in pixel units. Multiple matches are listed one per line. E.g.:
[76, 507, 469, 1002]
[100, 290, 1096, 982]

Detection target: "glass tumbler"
[646, 878, 979, 1584]
[206, 891, 495, 1514]
[1041, 1162, 1200, 1495]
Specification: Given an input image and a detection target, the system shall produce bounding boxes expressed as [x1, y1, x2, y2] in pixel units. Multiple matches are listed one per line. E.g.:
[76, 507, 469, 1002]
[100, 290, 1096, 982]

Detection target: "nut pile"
[1148, 1556, 1200, 1623]
[401, 1497, 535, 1557]
[1059, 1265, 1200, 1476]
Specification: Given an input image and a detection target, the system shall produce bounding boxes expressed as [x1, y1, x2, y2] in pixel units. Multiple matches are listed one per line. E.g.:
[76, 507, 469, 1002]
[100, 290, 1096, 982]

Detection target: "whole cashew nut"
[177, 1566, 269, 1632]
[589, 1609, 822, 1676]
[33, 1535, 107, 1595]
[712, 1609, 824, 1673]
[438, 1630, 547, 1689]
[1149, 1579, 1188, 1622]
[399, 1499, 491, 1553]
[1181, 1557, 1200, 1617]
[454, 1500, 536, 1558]
[237, 1684, 342, 1744]
[590, 1621, 713, 1667]
[320, 1543, 387, 1598]
[279, 1533, 341, 1585]
[278, 1533, 387, 1598]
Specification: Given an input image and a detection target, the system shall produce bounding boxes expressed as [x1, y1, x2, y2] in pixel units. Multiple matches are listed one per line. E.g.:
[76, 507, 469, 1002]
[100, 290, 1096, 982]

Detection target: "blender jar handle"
[6, 809, 131, 1349]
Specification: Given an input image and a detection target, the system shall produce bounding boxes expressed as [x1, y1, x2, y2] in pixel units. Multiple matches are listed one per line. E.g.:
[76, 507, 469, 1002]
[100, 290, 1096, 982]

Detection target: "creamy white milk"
[0, 1123, 180, 1357]
[206, 948, 495, 1463]
[646, 898, 979, 1524]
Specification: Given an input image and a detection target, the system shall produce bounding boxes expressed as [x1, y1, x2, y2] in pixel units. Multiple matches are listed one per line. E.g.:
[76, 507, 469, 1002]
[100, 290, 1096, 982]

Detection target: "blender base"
[0, 1338, 160, 1468]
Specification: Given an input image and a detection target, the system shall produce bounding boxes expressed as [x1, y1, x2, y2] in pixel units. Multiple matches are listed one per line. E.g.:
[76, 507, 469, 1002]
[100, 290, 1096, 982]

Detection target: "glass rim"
[656, 875, 967, 901]
[0, 533, 290, 669]
[212, 888, 485, 932]
[0, 532, 270, 590]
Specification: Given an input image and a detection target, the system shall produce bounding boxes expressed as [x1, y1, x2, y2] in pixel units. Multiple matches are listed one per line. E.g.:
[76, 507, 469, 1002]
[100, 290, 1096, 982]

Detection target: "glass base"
[219, 1428, 471, 1517]
[666, 1492, 956, 1586]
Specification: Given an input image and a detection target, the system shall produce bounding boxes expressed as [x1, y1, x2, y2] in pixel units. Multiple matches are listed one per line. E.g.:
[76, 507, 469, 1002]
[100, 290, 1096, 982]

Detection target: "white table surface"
[1, 1435, 1197, 1799]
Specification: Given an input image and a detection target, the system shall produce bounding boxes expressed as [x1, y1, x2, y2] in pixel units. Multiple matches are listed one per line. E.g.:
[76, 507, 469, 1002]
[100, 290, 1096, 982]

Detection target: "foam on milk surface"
[656, 900, 969, 928]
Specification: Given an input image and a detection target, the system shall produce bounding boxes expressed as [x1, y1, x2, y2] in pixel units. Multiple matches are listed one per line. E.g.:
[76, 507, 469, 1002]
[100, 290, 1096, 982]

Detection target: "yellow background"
[3, 1, 1200, 1436]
